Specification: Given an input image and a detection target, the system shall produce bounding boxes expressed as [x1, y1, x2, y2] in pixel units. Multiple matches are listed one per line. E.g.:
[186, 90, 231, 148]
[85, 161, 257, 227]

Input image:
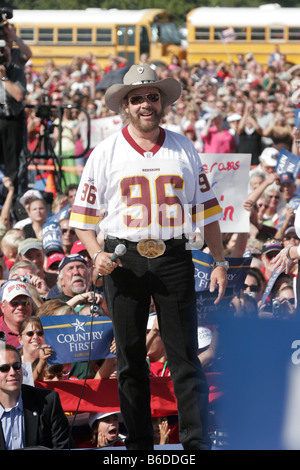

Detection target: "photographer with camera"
[0, 41, 26, 192]
[3, 21, 32, 68]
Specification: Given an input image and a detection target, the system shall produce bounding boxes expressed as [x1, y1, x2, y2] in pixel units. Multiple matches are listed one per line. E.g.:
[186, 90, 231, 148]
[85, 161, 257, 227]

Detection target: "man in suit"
[0, 344, 74, 449]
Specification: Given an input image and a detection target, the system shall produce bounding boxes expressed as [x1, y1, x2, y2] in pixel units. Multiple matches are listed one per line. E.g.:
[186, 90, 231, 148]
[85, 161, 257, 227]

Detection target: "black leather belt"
[106, 236, 187, 258]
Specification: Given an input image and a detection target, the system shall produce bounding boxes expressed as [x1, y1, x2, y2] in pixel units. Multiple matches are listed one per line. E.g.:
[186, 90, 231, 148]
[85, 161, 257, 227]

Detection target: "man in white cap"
[70, 63, 227, 450]
[0, 280, 33, 347]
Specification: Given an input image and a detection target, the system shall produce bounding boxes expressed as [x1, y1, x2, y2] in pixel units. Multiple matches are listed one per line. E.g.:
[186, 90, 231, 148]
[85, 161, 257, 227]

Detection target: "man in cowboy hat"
[70, 63, 227, 450]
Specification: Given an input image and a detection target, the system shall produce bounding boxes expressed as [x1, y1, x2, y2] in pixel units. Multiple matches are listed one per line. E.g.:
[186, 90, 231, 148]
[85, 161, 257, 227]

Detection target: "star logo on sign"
[71, 318, 86, 332]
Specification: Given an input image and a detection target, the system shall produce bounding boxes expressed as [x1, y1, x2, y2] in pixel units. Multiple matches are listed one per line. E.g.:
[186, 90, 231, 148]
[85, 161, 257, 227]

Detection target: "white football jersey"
[70, 125, 222, 241]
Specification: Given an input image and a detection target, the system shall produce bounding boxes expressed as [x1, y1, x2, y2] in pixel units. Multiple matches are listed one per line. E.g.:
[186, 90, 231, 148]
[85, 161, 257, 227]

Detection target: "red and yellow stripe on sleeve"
[69, 205, 100, 227]
[192, 197, 222, 224]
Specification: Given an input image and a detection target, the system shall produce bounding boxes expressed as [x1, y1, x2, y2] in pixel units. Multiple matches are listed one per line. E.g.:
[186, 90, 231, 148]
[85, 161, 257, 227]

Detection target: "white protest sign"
[199, 153, 251, 233]
[80, 115, 123, 149]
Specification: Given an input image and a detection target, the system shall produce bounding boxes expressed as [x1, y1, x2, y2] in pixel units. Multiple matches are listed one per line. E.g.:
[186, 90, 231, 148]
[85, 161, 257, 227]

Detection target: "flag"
[220, 27, 236, 43]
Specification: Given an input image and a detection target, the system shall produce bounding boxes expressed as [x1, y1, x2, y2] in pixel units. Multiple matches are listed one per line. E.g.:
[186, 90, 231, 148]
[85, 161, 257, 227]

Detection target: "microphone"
[110, 243, 127, 262]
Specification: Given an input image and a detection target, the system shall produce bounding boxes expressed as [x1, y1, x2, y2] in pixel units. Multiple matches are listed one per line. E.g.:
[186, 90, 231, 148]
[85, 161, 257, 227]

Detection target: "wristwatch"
[212, 260, 229, 270]
[1, 77, 8, 81]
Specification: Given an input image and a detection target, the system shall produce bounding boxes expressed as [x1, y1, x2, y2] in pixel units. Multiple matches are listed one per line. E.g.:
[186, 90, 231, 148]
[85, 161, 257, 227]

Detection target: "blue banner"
[275, 148, 300, 179]
[40, 315, 115, 365]
[192, 250, 252, 324]
[42, 219, 63, 254]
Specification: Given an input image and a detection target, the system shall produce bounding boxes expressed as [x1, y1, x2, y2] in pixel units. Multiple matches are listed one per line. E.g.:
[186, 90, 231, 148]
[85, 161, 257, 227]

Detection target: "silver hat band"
[130, 80, 156, 85]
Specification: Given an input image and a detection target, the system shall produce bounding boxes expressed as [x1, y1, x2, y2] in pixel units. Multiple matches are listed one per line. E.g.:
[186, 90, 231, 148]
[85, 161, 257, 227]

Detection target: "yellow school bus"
[12, 8, 185, 70]
[186, 4, 300, 66]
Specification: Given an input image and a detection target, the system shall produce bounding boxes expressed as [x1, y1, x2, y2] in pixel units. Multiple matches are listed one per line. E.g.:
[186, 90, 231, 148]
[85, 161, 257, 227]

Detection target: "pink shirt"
[202, 127, 236, 153]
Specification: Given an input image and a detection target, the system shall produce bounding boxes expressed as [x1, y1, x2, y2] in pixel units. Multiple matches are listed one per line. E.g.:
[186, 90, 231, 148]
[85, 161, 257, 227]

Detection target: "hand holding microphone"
[109, 243, 127, 262]
[107, 243, 127, 267]
[95, 243, 127, 280]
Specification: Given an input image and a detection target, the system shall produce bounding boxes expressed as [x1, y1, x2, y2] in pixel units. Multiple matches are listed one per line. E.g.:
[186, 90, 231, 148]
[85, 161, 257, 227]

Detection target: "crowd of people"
[1, 26, 300, 449]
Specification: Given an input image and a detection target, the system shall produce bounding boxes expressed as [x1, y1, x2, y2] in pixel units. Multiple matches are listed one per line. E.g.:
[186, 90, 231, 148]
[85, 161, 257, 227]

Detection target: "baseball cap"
[88, 411, 122, 428]
[280, 172, 295, 184]
[58, 254, 87, 272]
[284, 226, 299, 238]
[70, 240, 87, 255]
[243, 247, 262, 258]
[46, 253, 65, 270]
[18, 238, 43, 255]
[262, 238, 283, 255]
[227, 113, 242, 122]
[0, 280, 31, 302]
[19, 189, 43, 207]
[259, 147, 279, 167]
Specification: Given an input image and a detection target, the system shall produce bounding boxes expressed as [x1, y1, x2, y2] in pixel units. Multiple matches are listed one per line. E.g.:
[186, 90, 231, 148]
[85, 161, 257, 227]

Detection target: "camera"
[90, 304, 101, 314]
[0, 331, 6, 342]
[0, 6, 13, 67]
[36, 104, 53, 120]
[272, 298, 281, 317]
[20, 274, 31, 284]
[0, 7, 12, 38]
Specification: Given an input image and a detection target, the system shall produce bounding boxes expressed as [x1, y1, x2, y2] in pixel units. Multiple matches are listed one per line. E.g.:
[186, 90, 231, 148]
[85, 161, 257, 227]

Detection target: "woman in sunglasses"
[18, 316, 53, 381]
[59, 217, 78, 255]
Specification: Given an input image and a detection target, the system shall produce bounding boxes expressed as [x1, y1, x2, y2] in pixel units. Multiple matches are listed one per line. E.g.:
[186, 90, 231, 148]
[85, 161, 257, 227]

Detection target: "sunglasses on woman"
[243, 284, 259, 292]
[22, 330, 44, 337]
[0, 362, 22, 373]
[129, 93, 160, 105]
[62, 228, 76, 235]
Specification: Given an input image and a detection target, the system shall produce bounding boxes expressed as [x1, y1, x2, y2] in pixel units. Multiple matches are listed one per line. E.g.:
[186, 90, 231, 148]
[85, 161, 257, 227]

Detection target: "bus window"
[234, 28, 247, 40]
[289, 27, 300, 40]
[119, 51, 135, 64]
[140, 26, 150, 56]
[214, 27, 224, 41]
[117, 26, 135, 46]
[77, 28, 92, 42]
[152, 22, 181, 45]
[19, 28, 34, 42]
[270, 27, 284, 40]
[58, 28, 72, 42]
[96, 28, 112, 43]
[38, 28, 53, 42]
[195, 28, 210, 40]
[251, 28, 265, 41]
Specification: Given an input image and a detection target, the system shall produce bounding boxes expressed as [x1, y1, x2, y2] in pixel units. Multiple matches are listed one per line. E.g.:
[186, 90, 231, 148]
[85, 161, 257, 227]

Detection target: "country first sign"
[40, 315, 115, 365]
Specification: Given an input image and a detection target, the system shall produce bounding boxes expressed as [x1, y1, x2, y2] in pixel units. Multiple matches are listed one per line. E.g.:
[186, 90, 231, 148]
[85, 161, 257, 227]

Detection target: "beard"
[71, 275, 87, 294]
[126, 106, 164, 133]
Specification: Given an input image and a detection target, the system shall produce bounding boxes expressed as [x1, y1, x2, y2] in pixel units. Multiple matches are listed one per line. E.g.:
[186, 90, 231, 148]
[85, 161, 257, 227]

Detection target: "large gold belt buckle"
[136, 239, 166, 258]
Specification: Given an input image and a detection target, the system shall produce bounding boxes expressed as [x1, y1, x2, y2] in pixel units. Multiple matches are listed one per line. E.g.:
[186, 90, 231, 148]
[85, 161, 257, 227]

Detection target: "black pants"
[0, 114, 24, 188]
[104, 237, 211, 450]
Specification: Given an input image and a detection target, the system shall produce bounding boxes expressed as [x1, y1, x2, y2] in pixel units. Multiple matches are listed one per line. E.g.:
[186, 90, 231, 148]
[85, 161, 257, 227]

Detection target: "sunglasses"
[9, 299, 31, 307]
[62, 228, 76, 235]
[243, 283, 259, 292]
[23, 330, 44, 337]
[129, 93, 160, 105]
[0, 362, 22, 373]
